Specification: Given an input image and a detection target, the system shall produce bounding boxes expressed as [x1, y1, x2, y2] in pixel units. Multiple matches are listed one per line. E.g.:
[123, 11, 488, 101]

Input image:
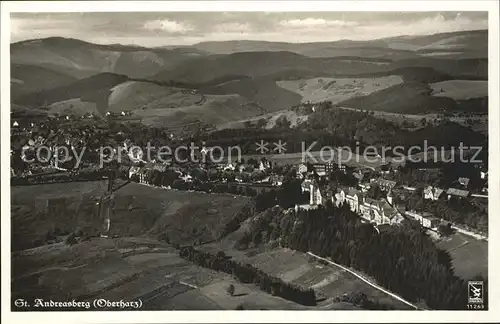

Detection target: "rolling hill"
[10, 31, 488, 122]
[389, 30, 487, 58]
[153, 52, 391, 83]
[11, 72, 270, 128]
[154, 51, 487, 86]
[189, 29, 487, 59]
[391, 58, 487, 80]
[13, 72, 130, 113]
[276, 75, 404, 104]
[429, 80, 488, 100]
[10, 37, 206, 79]
[152, 51, 402, 84]
[190, 40, 419, 59]
[11, 63, 78, 97]
[337, 81, 487, 114]
[199, 77, 302, 113]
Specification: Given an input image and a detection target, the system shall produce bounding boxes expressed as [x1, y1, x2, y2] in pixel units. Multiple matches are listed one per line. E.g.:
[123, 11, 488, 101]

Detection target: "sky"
[10, 12, 488, 46]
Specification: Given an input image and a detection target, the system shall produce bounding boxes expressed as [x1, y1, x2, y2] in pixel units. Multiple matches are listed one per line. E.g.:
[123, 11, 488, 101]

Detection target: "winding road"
[306, 251, 419, 310]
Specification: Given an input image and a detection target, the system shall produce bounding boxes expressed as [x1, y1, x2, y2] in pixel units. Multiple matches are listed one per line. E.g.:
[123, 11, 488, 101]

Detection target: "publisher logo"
[468, 281, 484, 304]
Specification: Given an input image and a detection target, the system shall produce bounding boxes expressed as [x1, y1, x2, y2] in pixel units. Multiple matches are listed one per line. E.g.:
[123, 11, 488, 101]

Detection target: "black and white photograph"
[1, 1, 499, 323]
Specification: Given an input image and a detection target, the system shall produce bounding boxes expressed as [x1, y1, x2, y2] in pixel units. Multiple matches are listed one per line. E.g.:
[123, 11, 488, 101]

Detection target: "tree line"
[179, 246, 316, 306]
[191, 108, 486, 156]
[405, 190, 488, 235]
[235, 203, 487, 310]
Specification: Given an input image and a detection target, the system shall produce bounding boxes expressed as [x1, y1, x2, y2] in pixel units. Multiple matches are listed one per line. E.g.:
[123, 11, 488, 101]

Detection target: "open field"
[239, 148, 400, 169]
[430, 80, 488, 100]
[134, 93, 263, 128]
[11, 181, 252, 250]
[334, 106, 488, 134]
[14, 237, 357, 310]
[277, 75, 403, 104]
[11, 181, 384, 310]
[11, 180, 109, 251]
[47, 98, 100, 116]
[436, 233, 488, 279]
[217, 109, 309, 130]
[108, 81, 200, 112]
[36, 77, 267, 128]
[115, 182, 252, 244]
[199, 243, 412, 310]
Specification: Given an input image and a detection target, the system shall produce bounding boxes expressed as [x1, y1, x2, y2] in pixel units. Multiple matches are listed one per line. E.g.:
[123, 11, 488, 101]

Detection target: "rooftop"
[446, 188, 470, 197]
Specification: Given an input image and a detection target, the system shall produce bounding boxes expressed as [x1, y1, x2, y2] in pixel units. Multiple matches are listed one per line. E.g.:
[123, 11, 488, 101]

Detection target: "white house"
[422, 217, 440, 229]
[259, 160, 271, 171]
[129, 166, 141, 179]
[336, 187, 402, 226]
[271, 175, 284, 187]
[386, 189, 393, 205]
[377, 179, 397, 192]
[334, 189, 346, 207]
[359, 198, 402, 226]
[359, 183, 371, 192]
[224, 163, 236, 171]
[458, 177, 470, 188]
[404, 211, 438, 228]
[423, 186, 444, 201]
[345, 188, 361, 214]
[446, 188, 470, 200]
[297, 163, 308, 175]
[301, 179, 312, 193]
[310, 182, 323, 206]
[390, 213, 405, 226]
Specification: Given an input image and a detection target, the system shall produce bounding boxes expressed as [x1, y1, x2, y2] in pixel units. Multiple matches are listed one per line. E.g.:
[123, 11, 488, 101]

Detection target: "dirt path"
[306, 251, 418, 310]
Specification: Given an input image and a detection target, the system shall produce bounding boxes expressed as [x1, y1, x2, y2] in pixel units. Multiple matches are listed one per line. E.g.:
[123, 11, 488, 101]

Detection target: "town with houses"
[11, 114, 488, 241]
[8, 10, 492, 312]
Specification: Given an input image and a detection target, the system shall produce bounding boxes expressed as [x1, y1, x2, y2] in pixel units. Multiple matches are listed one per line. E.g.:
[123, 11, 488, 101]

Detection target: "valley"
[9, 26, 489, 312]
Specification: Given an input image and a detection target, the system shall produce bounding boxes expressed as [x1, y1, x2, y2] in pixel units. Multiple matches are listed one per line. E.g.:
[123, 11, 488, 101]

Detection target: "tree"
[437, 223, 454, 236]
[275, 116, 291, 129]
[65, 233, 78, 245]
[256, 118, 267, 128]
[367, 184, 383, 200]
[227, 284, 235, 296]
[161, 169, 180, 186]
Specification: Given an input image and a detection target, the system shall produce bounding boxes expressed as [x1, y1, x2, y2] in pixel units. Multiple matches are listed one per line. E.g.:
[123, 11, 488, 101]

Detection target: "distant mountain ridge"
[10, 29, 488, 127]
[187, 29, 487, 58]
[11, 36, 208, 80]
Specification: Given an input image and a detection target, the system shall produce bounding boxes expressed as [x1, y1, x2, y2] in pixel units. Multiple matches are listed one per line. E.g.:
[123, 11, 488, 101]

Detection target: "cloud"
[213, 22, 253, 33]
[356, 13, 488, 40]
[279, 18, 358, 28]
[143, 19, 193, 33]
[10, 16, 82, 42]
[10, 12, 488, 46]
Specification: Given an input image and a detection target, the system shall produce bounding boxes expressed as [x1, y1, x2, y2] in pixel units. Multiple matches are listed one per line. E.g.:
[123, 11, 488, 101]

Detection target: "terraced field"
[199, 245, 413, 310]
[429, 80, 488, 100]
[436, 233, 488, 279]
[277, 75, 403, 104]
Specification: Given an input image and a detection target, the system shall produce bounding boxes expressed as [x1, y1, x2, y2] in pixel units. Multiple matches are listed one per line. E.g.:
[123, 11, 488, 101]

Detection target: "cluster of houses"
[105, 111, 133, 117]
[125, 157, 285, 188]
[298, 161, 488, 230]
[422, 174, 488, 201]
[305, 177, 406, 227]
